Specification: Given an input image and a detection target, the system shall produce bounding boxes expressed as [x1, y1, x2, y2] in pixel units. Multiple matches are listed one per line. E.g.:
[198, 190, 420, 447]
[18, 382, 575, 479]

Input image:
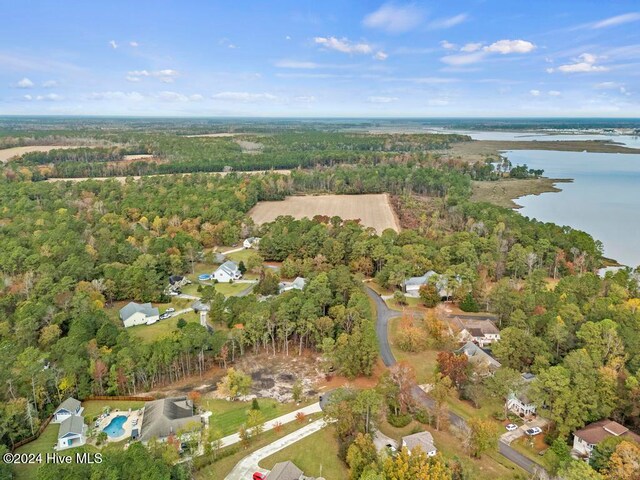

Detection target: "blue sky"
[1, 0, 639, 116]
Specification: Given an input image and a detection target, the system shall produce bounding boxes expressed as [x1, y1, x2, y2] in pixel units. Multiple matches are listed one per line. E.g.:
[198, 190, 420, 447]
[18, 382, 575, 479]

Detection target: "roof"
[279, 277, 307, 292]
[458, 342, 502, 369]
[265, 461, 304, 480]
[139, 397, 201, 442]
[169, 275, 184, 284]
[216, 260, 239, 277]
[574, 419, 640, 445]
[58, 415, 85, 438]
[521, 372, 536, 382]
[403, 431, 436, 453]
[404, 270, 438, 287]
[509, 391, 533, 405]
[56, 397, 81, 414]
[119, 302, 159, 321]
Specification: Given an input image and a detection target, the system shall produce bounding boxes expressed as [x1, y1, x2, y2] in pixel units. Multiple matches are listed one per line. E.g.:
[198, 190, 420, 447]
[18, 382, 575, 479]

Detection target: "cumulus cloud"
[547, 53, 608, 73]
[548, 90, 562, 96]
[88, 91, 145, 101]
[484, 39, 536, 54]
[23, 94, 32, 101]
[441, 39, 535, 65]
[592, 12, 640, 29]
[530, 89, 541, 96]
[126, 69, 179, 83]
[441, 51, 486, 66]
[129, 41, 139, 47]
[460, 42, 483, 53]
[109, 40, 118, 49]
[595, 81, 620, 89]
[362, 3, 423, 33]
[440, 40, 457, 50]
[428, 13, 468, 30]
[42, 80, 58, 87]
[36, 93, 62, 101]
[314, 36, 387, 60]
[374, 51, 389, 60]
[367, 96, 398, 103]
[157, 91, 204, 102]
[275, 60, 319, 69]
[212, 92, 278, 102]
[16, 77, 34, 88]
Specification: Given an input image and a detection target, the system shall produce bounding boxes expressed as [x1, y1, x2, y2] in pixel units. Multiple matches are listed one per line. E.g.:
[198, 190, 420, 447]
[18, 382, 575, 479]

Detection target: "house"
[572, 420, 640, 459]
[507, 392, 536, 418]
[243, 237, 260, 249]
[139, 397, 203, 443]
[168, 275, 190, 291]
[458, 341, 502, 374]
[53, 397, 83, 423]
[119, 302, 160, 328]
[278, 277, 307, 294]
[213, 261, 242, 283]
[403, 271, 455, 300]
[465, 323, 500, 347]
[57, 415, 86, 450]
[402, 431, 437, 457]
[265, 461, 311, 480]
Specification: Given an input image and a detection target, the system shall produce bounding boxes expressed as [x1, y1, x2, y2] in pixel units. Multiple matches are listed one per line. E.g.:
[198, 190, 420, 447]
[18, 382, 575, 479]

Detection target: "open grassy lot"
[260, 427, 347, 480]
[214, 281, 253, 297]
[81, 400, 146, 421]
[249, 193, 400, 233]
[226, 249, 258, 264]
[388, 316, 439, 384]
[128, 311, 200, 343]
[471, 178, 566, 209]
[202, 398, 309, 436]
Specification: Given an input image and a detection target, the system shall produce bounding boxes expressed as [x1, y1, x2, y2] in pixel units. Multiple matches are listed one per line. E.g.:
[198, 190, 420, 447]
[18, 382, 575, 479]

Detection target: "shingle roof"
[58, 415, 85, 438]
[119, 302, 159, 321]
[216, 260, 239, 277]
[459, 341, 502, 369]
[403, 431, 436, 454]
[139, 397, 201, 442]
[404, 270, 438, 287]
[265, 461, 304, 480]
[574, 419, 640, 445]
[56, 397, 81, 414]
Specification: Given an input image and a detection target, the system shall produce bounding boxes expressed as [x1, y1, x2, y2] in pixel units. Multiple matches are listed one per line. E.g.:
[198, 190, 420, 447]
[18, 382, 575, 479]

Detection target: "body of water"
[103, 415, 127, 438]
[505, 150, 640, 268]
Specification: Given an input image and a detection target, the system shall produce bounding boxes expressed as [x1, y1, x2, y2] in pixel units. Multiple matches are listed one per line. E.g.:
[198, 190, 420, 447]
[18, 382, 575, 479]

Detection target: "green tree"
[467, 418, 498, 458]
[216, 367, 252, 400]
[346, 433, 379, 480]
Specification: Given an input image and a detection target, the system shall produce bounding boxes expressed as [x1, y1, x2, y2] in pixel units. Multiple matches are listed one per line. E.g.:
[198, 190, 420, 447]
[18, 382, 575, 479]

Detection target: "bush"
[419, 284, 440, 308]
[393, 291, 407, 306]
[387, 412, 412, 428]
[459, 293, 480, 312]
[414, 408, 431, 425]
[251, 398, 260, 411]
[177, 318, 187, 329]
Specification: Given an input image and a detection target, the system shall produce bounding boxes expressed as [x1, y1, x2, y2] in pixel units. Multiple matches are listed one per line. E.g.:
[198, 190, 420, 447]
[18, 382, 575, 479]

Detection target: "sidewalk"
[225, 419, 327, 480]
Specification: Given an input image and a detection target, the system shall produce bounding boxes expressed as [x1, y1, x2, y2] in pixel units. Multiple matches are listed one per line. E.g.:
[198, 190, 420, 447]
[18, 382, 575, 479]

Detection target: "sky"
[1, 0, 639, 117]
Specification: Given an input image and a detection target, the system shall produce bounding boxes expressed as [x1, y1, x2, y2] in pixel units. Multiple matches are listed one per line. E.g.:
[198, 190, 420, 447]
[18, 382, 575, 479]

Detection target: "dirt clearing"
[0, 145, 91, 163]
[249, 193, 400, 233]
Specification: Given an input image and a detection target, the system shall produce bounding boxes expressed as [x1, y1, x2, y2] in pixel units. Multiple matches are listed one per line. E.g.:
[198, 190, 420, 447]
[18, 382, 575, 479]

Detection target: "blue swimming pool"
[103, 415, 127, 438]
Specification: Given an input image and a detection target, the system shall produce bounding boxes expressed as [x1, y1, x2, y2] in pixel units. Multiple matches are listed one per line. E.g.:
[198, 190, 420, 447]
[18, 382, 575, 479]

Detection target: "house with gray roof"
[402, 431, 437, 457]
[458, 341, 502, 375]
[119, 302, 160, 328]
[53, 397, 83, 423]
[243, 237, 260, 249]
[403, 271, 455, 299]
[265, 461, 309, 480]
[213, 260, 242, 283]
[278, 277, 307, 294]
[57, 415, 86, 450]
[139, 397, 203, 442]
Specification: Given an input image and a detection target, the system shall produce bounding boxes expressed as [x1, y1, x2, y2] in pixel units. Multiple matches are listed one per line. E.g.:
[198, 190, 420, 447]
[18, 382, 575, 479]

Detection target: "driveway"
[225, 419, 327, 480]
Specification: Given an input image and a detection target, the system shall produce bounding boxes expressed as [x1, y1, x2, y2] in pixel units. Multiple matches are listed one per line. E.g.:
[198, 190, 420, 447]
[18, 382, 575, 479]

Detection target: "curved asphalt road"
[364, 286, 549, 478]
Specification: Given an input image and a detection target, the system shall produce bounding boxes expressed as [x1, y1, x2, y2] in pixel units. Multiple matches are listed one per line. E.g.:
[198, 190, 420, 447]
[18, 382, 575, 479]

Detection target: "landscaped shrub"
[387, 412, 412, 428]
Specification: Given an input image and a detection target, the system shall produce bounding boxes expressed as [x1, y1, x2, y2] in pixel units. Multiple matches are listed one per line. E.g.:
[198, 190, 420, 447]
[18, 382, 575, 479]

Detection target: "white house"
[507, 392, 536, 417]
[57, 415, 87, 450]
[53, 397, 83, 423]
[119, 302, 160, 328]
[243, 237, 260, 249]
[464, 324, 501, 347]
[402, 431, 437, 457]
[213, 261, 242, 283]
[404, 271, 456, 300]
[278, 277, 306, 294]
[572, 420, 640, 459]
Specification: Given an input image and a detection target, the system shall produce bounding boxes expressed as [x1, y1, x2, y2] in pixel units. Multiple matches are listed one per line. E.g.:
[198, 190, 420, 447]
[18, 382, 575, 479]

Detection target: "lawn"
[365, 279, 393, 296]
[388, 317, 439, 384]
[214, 281, 253, 297]
[128, 311, 200, 343]
[201, 398, 309, 436]
[386, 295, 423, 311]
[511, 435, 552, 470]
[260, 427, 348, 480]
[81, 400, 146, 422]
[226, 249, 258, 265]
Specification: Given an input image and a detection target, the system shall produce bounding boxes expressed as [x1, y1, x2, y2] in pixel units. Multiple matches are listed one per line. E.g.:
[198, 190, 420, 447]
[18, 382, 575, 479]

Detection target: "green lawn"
[226, 249, 257, 264]
[386, 295, 422, 311]
[365, 280, 393, 296]
[214, 281, 253, 297]
[388, 317, 439, 384]
[260, 427, 348, 480]
[202, 398, 309, 436]
[81, 400, 146, 422]
[128, 311, 200, 343]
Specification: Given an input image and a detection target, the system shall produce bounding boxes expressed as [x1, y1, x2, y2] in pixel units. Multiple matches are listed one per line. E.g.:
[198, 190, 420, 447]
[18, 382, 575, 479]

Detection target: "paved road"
[225, 419, 327, 480]
[364, 286, 547, 477]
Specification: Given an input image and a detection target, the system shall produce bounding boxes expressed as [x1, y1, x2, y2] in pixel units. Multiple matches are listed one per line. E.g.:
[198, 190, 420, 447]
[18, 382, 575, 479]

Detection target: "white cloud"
[374, 51, 388, 61]
[109, 40, 118, 49]
[126, 69, 179, 83]
[548, 53, 608, 73]
[362, 3, 423, 33]
[36, 93, 62, 101]
[294, 95, 317, 103]
[275, 60, 319, 69]
[129, 41, 139, 47]
[548, 90, 562, 96]
[87, 91, 145, 101]
[592, 12, 640, 29]
[285, 36, 291, 40]
[367, 96, 398, 103]
[460, 42, 483, 53]
[595, 81, 620, 89]
[441, 51, 486, 66]
[428, 14, 468, 30]
[440, 40, 457, 50]
[23, 94, 32, 101]
[16, 77, 34, 88]
[212, 92, 278, 102]
[314, 36, 372, 54]
[530, 89, 541, 96]
[42, 80, 58, 87]
[484, 39, 536, 54]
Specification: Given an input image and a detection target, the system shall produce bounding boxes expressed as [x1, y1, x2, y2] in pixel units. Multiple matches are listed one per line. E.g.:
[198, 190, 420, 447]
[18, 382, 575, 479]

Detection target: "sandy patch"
[0, 145, 91, 163]
[44, 169, 291, 183]
[249, 193, 400, 233]
[183, 133, 241, 138]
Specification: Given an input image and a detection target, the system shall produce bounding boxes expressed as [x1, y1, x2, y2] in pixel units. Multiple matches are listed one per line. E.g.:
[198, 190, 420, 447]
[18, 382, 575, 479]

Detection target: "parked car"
[506, 423, 518, 431]
[252, 473, 265, 480]
[165, 307, 175, 313]
[385, 443, 397, 452]
[525, 427, 542, 436]
[159, 313, 171, 320]
[168, 291, 179, 296]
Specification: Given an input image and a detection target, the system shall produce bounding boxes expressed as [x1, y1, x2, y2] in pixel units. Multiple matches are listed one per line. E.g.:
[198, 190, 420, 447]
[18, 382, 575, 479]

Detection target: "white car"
[525, 427, 543, 436]
[168, 291, 179, 296]
[505, 423, 518, 431]
[165, 307, 175, 313]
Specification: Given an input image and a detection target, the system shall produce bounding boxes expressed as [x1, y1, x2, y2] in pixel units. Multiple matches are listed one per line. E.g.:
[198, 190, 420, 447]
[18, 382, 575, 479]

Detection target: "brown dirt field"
[0, 145, 92, 163]
[249, 193, 400, 233]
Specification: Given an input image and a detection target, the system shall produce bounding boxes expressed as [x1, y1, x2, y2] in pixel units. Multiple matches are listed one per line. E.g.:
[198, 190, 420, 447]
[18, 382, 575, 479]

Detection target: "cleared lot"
[249, 193, 400, 233]
[0, 145, 91, 163]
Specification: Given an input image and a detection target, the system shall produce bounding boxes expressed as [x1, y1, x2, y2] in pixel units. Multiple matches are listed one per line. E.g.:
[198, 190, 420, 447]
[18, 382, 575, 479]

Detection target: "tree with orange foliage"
[604, 441, 640, 480]
[436, 351, 469, 390]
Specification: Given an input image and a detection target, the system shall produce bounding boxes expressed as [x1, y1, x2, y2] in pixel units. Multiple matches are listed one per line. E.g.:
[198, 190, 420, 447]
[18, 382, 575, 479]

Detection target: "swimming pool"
[103, 415, 127, 438]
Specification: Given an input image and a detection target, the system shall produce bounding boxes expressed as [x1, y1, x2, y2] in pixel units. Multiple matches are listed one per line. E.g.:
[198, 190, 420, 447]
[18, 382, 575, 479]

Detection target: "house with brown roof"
[572, 420, 640, 458]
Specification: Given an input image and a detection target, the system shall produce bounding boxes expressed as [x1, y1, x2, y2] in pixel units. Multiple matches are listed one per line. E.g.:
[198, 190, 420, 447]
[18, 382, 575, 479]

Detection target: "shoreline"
[470, 177, 571, 210]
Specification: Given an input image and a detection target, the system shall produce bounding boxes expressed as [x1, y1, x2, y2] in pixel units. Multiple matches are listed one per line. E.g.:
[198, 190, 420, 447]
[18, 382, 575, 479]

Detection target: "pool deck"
[98, 408, 144, 443]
